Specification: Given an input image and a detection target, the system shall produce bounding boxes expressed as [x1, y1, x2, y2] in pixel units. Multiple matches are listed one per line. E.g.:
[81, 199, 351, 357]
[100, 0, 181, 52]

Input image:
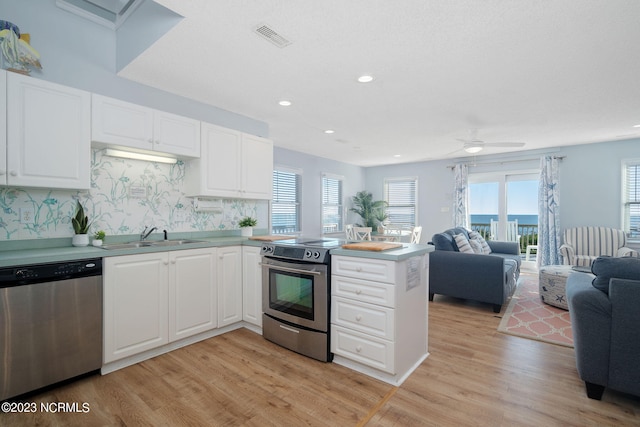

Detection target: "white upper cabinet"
[185, 122, 273, 199]
[0, 70, 6, 186]
[92, 94, 201, 158]
[6, 73, 91, 189]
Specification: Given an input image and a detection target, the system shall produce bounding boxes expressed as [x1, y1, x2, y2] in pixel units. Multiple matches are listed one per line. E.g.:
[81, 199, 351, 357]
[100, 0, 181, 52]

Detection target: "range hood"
[56, 0, 143, 29]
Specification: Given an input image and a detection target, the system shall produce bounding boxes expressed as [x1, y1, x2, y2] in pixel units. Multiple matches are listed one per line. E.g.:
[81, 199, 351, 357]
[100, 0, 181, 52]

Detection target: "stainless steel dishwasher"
[0, 258, 103, 401]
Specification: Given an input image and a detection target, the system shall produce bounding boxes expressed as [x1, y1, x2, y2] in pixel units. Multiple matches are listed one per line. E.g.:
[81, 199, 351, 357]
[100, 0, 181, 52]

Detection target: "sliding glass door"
[469, 172, 539, 253]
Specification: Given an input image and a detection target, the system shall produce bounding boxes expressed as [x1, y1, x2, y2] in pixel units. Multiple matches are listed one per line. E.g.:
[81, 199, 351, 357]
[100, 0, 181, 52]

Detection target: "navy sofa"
[566, 256, 640, 400]
[428, 227, 521, 313]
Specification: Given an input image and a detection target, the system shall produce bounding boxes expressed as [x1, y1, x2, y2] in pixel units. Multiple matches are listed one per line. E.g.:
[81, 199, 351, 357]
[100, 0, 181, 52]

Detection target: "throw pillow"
[591, 256, 640, 294]
[469, 239, 483, 254]
[454, 234, 475, 254]
[468, 230, 492, 254]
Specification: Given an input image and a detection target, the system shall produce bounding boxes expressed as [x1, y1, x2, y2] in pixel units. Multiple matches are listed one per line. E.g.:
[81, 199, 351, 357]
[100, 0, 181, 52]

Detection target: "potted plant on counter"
[93, 230, 106, 247]
[71, 200, 92, 247]
[239, 216, 257, 237]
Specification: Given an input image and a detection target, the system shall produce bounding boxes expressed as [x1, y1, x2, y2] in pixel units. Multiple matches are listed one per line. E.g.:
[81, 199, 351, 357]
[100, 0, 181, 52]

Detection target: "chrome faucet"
[140, 226, 157, 241]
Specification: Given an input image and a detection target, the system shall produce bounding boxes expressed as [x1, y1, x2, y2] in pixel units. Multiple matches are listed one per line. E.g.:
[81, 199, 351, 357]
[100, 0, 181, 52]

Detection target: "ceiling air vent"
[254, 24, 292, 48]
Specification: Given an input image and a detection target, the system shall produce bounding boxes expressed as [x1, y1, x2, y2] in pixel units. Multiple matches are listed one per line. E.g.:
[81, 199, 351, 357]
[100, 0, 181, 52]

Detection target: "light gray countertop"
[330, 243, 434, 261]
[0, 235, 432, 268]
[0, 234, 262, 268]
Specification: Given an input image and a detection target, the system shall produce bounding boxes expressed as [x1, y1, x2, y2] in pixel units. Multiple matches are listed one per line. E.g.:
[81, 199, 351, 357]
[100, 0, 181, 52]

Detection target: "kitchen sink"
[100, 239, 206, 250]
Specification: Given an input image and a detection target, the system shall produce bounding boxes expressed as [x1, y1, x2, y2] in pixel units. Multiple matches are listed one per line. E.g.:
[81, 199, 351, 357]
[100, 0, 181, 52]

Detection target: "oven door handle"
[259, 262, 323, 276]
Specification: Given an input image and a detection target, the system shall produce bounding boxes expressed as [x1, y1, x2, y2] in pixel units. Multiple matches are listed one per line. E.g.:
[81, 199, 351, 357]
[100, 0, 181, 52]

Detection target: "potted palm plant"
[71, 200, 91, 247]
[239, 216, 257, 237]
[350, 191, 388, 229]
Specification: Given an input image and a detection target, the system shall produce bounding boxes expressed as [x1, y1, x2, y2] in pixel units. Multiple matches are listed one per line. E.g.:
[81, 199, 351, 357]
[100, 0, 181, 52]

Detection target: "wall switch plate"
[20, 208, 34, 224]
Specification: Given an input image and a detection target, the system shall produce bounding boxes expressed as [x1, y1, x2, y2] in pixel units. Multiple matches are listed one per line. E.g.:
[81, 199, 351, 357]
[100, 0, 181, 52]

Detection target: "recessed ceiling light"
[278, 100, 292, 106]
[393, 154, 401, 158]
[357, 75, 374, 83]
[324, 129, 335, 134]
[633, 124, 640, 128]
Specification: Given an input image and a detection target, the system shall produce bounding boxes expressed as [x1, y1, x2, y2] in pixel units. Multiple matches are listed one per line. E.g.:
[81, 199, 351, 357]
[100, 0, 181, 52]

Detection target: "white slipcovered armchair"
[560, 227, 638, 267]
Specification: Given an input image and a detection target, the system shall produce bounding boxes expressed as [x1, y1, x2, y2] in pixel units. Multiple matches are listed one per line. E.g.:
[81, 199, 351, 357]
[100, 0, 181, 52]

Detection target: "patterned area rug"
[497, 272, 573, 347]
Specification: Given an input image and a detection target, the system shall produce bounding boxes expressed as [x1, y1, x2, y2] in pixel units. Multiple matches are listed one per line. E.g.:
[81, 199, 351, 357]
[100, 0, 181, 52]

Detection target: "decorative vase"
[72, 234, 90, 247]
[241, 227, 253, 237]
[92, 239, 103, 247]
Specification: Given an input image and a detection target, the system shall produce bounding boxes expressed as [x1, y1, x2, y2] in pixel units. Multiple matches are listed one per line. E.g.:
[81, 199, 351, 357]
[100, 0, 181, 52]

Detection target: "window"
[271, 168, 301, 234]
[623, 160, 640, 239]
[321, 174, 343, 234]
[384, 178, 417, 228]
[468, 172, 539, 251]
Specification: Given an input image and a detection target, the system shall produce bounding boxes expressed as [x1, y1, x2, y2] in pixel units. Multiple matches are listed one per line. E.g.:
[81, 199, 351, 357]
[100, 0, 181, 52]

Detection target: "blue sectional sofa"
[428, 227, 521, 313]
[566, 256, 640, 400]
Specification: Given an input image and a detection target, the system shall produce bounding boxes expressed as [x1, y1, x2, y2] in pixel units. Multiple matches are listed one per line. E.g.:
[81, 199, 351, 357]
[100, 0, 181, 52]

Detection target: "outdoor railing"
[470, 222, 538, 254]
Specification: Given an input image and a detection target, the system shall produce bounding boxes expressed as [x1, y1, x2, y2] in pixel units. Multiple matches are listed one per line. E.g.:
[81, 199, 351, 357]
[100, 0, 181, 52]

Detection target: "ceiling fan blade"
[484, 142, 525, 147]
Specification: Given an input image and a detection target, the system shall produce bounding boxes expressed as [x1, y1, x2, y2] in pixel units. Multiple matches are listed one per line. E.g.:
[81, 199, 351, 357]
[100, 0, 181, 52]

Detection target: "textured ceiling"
[118, 0, 640, 166]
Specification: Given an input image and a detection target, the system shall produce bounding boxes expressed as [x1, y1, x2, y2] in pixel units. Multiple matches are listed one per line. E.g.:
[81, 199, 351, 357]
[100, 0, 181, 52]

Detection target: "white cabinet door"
[242, 133, 273, 199]
[185, 122, 272, 199]
[217, 245, 243, 327]
[92, 94, 200, 158]
[169, 248, 217, 341]
[91, 94, 154, 151]
[187, 122, 240, 197]
[0, 70, 6, 186]
[242, 246, 262, 327]
[104, 253, 169, 363]
[153, 110, 200, 157]
[6, 73, 90, 189]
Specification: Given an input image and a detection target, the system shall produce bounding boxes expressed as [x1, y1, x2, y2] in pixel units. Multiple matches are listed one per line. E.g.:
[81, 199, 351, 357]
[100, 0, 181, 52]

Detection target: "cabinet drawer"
[332, 296, 394, 340]
[332, 275, 395, 308]
[332, 256, 395, 282]
[331, 325, 394, 374]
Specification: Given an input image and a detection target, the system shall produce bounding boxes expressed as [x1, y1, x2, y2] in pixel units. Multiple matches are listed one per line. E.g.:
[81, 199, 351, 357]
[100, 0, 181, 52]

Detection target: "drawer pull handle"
[355, 314, 363, 321]
[356, 345, 362, 353]
[355, 289, 362, 295]
[356, 267, 362, 272]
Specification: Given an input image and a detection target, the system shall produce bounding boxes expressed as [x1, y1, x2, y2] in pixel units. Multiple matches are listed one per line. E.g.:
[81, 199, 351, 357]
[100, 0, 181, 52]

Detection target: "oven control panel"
[260, 244, 330, 263]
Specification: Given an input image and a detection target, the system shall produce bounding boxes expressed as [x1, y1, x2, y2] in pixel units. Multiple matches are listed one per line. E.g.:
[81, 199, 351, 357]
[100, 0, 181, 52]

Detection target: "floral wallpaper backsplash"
[0, 149, 268, 241]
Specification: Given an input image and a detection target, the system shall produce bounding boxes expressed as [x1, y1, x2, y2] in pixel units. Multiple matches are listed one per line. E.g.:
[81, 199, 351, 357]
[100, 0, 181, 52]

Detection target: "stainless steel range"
[260, 238, 344, 362]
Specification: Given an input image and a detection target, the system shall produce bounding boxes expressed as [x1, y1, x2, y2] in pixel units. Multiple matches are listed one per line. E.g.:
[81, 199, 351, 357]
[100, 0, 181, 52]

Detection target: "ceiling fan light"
[464, 145, 483, 154]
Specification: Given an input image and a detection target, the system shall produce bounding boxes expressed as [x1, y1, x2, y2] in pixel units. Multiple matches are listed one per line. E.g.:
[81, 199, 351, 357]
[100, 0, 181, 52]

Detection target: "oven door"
[261, 257, 328, 332]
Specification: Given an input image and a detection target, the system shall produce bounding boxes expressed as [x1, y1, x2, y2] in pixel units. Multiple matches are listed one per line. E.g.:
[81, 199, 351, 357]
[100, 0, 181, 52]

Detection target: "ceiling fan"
[456, 131, 525, 154]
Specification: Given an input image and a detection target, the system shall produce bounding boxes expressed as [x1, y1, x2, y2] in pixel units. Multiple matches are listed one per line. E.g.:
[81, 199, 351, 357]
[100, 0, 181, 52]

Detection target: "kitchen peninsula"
[330, 243, 432, 385]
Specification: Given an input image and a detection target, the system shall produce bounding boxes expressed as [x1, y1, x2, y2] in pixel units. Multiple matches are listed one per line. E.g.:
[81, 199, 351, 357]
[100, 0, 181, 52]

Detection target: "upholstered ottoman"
[539, 265, 574, 310]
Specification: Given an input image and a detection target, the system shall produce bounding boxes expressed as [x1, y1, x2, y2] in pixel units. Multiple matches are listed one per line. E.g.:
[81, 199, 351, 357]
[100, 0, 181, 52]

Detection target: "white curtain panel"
[453, 163, 469, 229]
[538, 155, 562, 266]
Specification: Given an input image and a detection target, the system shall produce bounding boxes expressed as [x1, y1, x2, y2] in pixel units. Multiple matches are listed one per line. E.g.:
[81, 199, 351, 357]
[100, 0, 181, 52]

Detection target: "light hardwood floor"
[4, 279, 639, 426]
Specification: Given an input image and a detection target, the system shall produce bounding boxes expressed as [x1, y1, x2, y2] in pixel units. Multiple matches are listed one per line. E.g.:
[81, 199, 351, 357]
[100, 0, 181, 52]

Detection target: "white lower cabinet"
[169, 248, 217, 341]
[330, 254, 429, 385]
[242, 246, 262, 327]
[104, 247, 218, 364]
[104, 252, 170, 363]
[216, 245, 243, 327]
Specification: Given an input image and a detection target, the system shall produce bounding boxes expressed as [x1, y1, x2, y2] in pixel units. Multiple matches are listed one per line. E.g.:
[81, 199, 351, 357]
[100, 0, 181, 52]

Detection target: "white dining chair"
[345, 224, 355, 240]
[410, 226, 422, 244]
[353, 226, 372, 241]
[384, 224, 403, 242]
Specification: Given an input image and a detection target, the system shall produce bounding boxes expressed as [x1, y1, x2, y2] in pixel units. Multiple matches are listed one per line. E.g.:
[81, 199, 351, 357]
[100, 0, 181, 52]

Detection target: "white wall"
[365, 138, 640, 243]
[2, 0, 267, 136]
[273, 147, 365, 236]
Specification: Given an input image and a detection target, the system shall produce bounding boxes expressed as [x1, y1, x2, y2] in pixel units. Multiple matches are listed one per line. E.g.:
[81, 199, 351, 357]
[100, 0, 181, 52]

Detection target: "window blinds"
[624, 162, 640, 238]
[272, 170, 301, 234]
[384, 178, 417, 228]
